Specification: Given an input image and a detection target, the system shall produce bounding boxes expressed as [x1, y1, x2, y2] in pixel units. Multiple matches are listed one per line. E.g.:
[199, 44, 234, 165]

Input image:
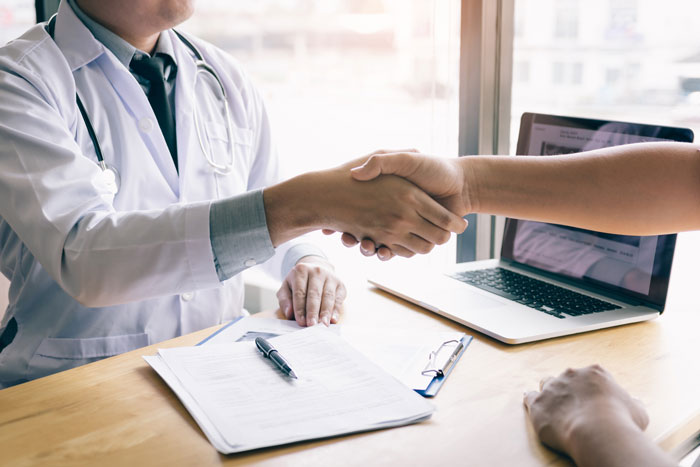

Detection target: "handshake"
[326, 149, 471, 260]
[265, 149, 473, 260]
[264, 149, 473, 259]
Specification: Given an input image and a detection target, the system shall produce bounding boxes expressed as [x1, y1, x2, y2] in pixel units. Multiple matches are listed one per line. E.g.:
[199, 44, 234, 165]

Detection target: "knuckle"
[336, 286, 347, 301]
[398, 190, 416, 205]
[439, 212, 452, 227]
[305, 289, 322, 300]
[292, 289, 307, 300]
[588, 364, 605, 376]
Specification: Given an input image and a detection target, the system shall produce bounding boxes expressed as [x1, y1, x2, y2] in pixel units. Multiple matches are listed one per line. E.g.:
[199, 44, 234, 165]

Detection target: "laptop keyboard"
[450, 267, 622, 319]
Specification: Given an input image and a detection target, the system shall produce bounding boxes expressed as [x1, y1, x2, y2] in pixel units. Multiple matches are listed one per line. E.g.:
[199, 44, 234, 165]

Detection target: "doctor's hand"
[523, 365, 671, 467]
[277, 256, 346, 327]
[323, 152, 471, 260]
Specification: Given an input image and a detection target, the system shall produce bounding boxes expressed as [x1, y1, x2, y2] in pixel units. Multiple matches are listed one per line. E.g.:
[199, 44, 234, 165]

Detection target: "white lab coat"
[0, 2, 297, 386]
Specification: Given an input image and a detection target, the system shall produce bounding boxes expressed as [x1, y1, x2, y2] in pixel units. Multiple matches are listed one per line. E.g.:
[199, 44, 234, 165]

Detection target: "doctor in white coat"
[0, 0, 466, 387]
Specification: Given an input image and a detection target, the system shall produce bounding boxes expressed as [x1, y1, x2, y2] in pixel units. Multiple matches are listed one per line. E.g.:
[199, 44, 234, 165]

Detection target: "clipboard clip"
[421, 339, 464, 378]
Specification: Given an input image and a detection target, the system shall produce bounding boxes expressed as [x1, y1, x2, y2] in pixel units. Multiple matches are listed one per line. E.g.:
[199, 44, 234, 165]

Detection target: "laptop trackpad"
[374, 274, 508, 312]
[430, 282, 508, 311]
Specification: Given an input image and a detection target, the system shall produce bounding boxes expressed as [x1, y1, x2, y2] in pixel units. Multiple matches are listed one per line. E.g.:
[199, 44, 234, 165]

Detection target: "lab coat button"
[138, 117, 155, 133]
[244, 259, 256, 267]
[181, 292, 194, 301]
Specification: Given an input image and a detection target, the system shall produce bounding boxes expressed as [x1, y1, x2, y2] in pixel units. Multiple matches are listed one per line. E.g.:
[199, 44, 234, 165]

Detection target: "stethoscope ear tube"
[180, 29, 236, 176]
[47, 18, 236, 189]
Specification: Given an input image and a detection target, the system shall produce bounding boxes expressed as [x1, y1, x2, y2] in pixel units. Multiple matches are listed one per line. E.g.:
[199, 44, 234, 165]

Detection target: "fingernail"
[323, 316, 330, 326]
[308, 317, 317, 326]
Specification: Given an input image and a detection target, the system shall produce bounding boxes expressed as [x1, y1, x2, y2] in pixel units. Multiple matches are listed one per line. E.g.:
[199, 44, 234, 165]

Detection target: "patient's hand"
[523, 365, 675, 467]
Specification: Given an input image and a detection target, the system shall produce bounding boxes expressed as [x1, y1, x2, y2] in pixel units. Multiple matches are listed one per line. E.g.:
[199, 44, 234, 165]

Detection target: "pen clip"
[421, 339, 463, 378]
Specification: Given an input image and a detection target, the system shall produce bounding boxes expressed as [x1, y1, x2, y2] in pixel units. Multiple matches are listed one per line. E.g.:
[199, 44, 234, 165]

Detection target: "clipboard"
[416, 334, 473, 397]
[196, 316, 245, 345]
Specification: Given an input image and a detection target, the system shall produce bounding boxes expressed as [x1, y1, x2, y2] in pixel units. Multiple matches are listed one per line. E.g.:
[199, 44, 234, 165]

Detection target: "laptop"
[369, 112, 694, 344]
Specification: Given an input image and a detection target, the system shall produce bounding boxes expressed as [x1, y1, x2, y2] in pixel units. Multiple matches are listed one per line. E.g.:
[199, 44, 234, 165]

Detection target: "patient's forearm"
[465, 142, 700, 235]
[567, 418, 675, 467]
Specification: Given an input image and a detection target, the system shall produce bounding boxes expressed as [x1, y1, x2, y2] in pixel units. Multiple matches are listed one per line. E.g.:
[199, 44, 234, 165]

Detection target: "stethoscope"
[46, 16, 236, 194]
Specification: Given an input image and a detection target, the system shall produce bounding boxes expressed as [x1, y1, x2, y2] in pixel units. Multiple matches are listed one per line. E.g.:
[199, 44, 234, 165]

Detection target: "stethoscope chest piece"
[99, 164, 121, 194]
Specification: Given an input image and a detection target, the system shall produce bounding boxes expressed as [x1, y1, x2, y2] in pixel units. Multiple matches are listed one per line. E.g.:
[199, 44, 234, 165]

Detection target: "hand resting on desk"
[277, 255, 345, 327]
[523, 365, 674, 467]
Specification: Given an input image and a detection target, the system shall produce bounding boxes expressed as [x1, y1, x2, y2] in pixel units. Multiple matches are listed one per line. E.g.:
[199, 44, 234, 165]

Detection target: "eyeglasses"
[421, 339, 464, 378]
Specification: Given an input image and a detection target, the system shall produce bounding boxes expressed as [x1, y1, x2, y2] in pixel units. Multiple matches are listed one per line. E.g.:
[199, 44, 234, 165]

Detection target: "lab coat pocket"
[204, 121, 254, 171]
[28, 333, 150, 379]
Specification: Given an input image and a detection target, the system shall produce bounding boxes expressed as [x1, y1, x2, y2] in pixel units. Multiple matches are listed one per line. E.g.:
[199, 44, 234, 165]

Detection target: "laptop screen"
[501, 113, 694, 308]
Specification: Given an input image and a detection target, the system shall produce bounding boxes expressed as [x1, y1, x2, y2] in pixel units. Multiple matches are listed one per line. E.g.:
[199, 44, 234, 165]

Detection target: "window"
[0, 0, 34, 46]
[554, 0, 579, 40]
[552, 62, 565, 85]
[607, 0, 639, 41]
[514, 61, 530, 84]
[181, 0, 462, 273]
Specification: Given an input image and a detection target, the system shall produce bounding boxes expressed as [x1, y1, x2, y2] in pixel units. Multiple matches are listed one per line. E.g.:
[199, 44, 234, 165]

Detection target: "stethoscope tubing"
[46, 16, 236, 193]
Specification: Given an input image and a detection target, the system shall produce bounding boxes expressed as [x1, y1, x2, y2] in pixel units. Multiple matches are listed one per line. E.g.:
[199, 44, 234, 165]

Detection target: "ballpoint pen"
[255, 336, 298, 379]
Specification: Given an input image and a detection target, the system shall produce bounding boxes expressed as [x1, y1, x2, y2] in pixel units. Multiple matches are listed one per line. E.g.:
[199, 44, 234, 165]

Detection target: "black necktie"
[130, 54, 178, 170]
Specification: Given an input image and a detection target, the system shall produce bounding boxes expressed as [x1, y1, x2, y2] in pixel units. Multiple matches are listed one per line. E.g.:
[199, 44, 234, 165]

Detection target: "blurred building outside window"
[512, 0, 700, 150]
[0, 0, 34, 46]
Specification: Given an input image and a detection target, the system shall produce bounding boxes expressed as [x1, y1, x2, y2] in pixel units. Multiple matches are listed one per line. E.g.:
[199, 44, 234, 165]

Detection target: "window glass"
[181, 0, 462, 273]
[512, 0, 700, 148]
[0, 0, 35, 46]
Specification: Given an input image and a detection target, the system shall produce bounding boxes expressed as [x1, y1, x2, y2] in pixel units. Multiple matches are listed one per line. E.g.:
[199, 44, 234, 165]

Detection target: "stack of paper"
[145, 326, 435, 454]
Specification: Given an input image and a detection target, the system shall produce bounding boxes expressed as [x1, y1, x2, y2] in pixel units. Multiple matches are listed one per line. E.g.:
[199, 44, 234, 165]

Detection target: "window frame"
[456, 0, 515, 262]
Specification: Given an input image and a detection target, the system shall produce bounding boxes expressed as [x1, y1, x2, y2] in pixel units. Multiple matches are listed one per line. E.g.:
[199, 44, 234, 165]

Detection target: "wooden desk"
[2, 233, 700, 466]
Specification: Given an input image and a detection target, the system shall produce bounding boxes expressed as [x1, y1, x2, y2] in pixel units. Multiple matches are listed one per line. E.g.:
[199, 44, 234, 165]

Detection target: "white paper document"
[145, 326, 435, 454]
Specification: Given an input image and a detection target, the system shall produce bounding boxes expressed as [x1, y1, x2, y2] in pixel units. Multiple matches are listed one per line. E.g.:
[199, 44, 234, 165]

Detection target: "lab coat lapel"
[53, 1, 180, 198]
[170, 30, 197, 200]
[96, 56, 181, 197]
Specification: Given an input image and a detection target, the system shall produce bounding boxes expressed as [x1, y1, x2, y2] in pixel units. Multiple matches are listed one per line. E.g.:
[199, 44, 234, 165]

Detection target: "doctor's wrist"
[263, 172, 323, 247]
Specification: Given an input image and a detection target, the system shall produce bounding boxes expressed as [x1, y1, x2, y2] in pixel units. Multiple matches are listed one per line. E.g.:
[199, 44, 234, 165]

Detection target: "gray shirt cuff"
[210, 189, 275, 281]
[281, 244, 328, 277]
